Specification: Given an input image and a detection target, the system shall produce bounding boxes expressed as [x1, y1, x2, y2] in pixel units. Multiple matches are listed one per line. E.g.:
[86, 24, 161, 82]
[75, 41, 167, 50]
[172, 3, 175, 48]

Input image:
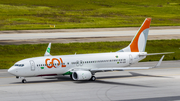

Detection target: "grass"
[0, 39, 180, 69]
[0, 0, 180, 30]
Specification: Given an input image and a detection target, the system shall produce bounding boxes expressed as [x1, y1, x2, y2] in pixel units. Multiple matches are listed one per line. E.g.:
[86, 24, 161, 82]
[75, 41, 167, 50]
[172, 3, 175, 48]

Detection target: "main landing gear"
[22, 79, 27, 83]
[90, 76, 96, 81]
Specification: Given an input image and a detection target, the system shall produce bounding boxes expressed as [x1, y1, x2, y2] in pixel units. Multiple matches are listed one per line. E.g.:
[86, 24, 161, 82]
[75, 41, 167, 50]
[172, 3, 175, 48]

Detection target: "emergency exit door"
[29, 60, 35, 71]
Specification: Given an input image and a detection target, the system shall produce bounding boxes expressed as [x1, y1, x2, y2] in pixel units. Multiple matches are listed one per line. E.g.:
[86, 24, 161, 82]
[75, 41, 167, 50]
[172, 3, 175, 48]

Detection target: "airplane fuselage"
[8, 52, 146, 77]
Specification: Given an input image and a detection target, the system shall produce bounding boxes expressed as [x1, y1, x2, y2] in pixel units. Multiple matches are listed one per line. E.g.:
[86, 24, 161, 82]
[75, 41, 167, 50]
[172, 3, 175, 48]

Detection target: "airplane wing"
[139, 52, 173, 56]
[90, 55, 164, 72]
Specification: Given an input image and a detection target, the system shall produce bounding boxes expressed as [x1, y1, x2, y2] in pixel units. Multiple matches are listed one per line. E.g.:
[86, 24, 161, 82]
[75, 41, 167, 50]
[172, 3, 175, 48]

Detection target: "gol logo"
[45, 58, 66, 68]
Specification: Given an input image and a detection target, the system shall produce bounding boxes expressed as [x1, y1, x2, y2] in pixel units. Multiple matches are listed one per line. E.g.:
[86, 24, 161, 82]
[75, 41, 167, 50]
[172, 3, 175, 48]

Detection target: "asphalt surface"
[1, 60, 180, 101]
[1, 27, 180, 100]
[0, 27, 180, 45]
[0, 28, 180, 40]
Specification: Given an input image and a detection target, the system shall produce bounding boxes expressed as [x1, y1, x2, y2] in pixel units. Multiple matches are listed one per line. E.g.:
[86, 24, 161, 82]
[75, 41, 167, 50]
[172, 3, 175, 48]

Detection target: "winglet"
[152, 55, 164, 68]
[44, 43, 51, 56]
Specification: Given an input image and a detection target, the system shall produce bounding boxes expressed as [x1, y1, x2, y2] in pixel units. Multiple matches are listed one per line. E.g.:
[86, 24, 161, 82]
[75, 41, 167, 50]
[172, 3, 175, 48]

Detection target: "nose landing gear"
[17, 77, 27, 83]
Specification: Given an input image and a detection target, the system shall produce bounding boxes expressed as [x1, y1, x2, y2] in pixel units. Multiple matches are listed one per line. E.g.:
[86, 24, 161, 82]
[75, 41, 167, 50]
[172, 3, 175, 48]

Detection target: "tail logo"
[47, 48, 50, 53]
[130, 18, 151, 52]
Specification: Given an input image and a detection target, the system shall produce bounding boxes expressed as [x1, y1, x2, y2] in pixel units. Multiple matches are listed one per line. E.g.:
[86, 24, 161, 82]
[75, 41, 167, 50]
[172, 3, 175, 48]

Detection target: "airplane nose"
[8, 67, 17, 75]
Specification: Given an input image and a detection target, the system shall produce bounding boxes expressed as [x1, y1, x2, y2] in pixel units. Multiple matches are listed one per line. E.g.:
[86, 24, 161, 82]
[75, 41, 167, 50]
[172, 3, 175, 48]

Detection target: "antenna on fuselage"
[44, 43, 52, 56]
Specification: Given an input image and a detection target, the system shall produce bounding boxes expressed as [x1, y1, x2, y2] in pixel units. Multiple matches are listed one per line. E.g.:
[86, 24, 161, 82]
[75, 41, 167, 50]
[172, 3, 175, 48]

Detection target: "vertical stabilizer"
[118, 18, 151, 52]
[44, 43, 51, 56]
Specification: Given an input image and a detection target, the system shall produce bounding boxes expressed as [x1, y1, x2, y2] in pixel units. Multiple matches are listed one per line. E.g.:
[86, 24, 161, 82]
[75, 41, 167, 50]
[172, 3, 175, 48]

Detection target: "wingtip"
[153, 55, 165, 68]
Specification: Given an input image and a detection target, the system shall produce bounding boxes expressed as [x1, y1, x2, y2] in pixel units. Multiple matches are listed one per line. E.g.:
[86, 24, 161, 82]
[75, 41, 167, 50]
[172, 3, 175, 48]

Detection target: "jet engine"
[72, 71, 92, 80]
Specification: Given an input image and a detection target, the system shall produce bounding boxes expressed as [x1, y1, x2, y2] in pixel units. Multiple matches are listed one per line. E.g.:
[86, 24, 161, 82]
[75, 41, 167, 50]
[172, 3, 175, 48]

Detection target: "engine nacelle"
[72, 71, 92, 80]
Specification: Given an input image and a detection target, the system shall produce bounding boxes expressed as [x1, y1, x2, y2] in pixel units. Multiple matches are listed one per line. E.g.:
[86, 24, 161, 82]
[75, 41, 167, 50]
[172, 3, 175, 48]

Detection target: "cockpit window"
[14, 64, 24, 67]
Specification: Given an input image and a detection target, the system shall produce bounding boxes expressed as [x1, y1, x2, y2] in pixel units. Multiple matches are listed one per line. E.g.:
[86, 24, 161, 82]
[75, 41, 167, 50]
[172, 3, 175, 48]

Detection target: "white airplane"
[8, 18, 166, 83]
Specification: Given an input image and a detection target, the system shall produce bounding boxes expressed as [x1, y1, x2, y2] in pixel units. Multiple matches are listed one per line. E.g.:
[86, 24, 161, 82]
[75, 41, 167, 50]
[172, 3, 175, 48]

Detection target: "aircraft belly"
[37, 67, 68, 76]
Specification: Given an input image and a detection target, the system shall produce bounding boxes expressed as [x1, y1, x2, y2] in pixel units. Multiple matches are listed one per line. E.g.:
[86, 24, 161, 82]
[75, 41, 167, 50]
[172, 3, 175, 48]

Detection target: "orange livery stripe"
[130, 18, 151, 52]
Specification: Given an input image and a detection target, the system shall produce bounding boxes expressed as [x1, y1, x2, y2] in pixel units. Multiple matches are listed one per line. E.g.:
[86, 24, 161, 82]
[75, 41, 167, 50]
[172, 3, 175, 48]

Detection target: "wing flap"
[90, 55, 164, 72]
[139, 52, 173, 56]
[91, 67, 150, 72]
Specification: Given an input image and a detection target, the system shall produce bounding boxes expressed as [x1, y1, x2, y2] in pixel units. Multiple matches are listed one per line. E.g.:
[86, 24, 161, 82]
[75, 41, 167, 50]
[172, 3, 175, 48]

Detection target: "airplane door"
[129, 54, 133, 65]
[29, 60, 35, 71]
[80, 60, 83, 66]
[76, 60, 79, 67]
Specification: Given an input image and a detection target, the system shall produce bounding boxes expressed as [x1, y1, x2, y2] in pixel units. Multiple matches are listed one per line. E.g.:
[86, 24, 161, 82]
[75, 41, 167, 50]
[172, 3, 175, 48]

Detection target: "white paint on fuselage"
[8, 52, 146, 77]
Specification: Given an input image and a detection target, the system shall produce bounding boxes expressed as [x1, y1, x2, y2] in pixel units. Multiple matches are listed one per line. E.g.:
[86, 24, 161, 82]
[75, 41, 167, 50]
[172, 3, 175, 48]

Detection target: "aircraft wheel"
[90, 76, 96, 81]
[22, 79, 27, 83]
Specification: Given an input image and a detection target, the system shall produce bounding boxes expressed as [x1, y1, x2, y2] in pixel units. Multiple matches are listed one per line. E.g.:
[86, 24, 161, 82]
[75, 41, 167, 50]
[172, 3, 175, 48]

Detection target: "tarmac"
[1, 27, 180, 100]
[1, 60, 180, 101]
[0, 26, 180, 45]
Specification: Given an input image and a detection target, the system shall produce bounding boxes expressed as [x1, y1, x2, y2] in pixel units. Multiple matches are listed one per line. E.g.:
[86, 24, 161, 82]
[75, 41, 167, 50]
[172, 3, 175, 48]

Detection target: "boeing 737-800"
[8, 18, 166, 83]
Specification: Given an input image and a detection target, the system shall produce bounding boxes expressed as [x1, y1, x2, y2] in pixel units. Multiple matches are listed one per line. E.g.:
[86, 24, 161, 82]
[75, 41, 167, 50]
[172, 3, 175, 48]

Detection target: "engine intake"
[72, 71, 92, 80]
